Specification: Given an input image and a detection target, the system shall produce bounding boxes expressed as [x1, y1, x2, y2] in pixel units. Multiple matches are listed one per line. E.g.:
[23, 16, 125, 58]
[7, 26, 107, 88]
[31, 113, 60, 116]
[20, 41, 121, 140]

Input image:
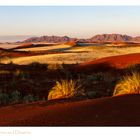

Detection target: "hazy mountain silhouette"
[22, 36, 77, 43]
[22, 34, 140, 43]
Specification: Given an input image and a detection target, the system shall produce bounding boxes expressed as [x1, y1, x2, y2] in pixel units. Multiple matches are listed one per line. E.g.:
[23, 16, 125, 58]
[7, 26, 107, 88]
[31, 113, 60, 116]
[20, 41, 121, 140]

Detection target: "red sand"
[16, 43, 34, 49]
[76, 53, 140, 72]
[65, 41, 77, 46]
[0, 95, 140, 126]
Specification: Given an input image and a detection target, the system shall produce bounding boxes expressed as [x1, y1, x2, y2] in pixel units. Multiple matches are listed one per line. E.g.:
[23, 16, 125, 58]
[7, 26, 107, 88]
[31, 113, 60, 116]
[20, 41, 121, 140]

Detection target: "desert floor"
[0, 42, 140, 126]
[1, 42, 140, 64]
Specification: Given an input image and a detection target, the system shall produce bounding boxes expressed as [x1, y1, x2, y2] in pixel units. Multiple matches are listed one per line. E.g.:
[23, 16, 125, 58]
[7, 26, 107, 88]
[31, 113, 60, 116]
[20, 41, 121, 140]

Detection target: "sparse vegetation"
[85, 91, 97, 98]
[47, 63, 64, 71]
[0, 90, 39, 105]
[3, 44, 140, 65]
[113, 72, 140, 96]
[0, 93, 10, 105]
[86, 74, 99, 82]
[10, 90, 21, 104]
[0, 70, 10, 75]
[14, 69, 29, 80]
[1, 48, 140, 106]
[23, 94, 35, 103]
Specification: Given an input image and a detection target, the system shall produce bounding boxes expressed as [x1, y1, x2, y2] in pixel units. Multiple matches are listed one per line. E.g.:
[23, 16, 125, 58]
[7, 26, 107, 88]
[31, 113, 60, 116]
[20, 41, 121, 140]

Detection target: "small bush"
[48, 79, 84, 100]
[113, 72, 140, 96]
[10, 90, 21, 104]
[14, 69, 29, 80]
[0, 70, 10, 75]
[35, 95, 39, 100]
[47, 64, 64, 71]
[0, 93, 10, 105]
[29, 62, 41, 67]
[14, 69, 21, 77]
[85, 91, 97, 98]
[29, 62, 47, 69]
[23, 94, 35, 103]
[86, 75, 98, 82]
[101, 72, 116, 83]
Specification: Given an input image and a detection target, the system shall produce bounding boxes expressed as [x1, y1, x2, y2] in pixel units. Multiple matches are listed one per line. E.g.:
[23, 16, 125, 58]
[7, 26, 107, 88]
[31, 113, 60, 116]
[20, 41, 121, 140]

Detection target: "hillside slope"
[0, 95, 140, 126]
[75, 53, 140, 73]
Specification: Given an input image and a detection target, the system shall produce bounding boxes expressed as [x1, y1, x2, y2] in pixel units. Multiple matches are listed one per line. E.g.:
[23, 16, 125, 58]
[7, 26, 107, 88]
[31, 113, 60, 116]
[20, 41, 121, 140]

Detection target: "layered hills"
[22, 34, 140, 43]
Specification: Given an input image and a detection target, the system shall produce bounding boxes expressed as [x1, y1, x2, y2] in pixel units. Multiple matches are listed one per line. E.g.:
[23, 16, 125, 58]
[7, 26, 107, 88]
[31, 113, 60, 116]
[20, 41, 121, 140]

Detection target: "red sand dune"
[18, 43, 34, 48]
[0, 95, 140, 126]
[12, 43, 34, 50]
[65, 41, 77, 46]
[75, 53, 140, 72]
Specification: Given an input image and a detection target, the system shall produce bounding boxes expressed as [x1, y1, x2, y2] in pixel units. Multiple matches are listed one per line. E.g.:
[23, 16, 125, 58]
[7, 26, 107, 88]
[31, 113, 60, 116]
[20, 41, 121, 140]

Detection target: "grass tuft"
[113, 72, 140, 96]
[48, 79, 84, 100]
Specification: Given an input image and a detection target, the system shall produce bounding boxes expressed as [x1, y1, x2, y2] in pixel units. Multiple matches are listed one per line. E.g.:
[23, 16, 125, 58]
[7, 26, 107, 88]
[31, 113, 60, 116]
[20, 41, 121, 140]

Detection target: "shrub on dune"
[23, 94, 35, 103]
[48, 79, 84, 100]
[0, 93, 10, 105]
[10, 90, 21, 104]
[113, 72, 140, 96]
[47, 64, 64, 71]
[0, 70, 10, 75]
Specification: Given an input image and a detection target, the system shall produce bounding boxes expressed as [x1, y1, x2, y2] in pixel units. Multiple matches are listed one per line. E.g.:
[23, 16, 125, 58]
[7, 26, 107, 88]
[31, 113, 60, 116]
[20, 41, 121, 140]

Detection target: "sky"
[0, 6, 140, 39]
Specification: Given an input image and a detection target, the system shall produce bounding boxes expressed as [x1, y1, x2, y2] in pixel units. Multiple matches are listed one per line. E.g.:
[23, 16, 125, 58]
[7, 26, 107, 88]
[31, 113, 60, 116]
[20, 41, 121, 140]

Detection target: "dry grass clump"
[125, 64, 140, 74]
[48, 79, 84, 100]
[0, 93, 10, 105]
[0, 70, 10, 75]
[113, 72, 140, 96]
[13, 69, 29, 80]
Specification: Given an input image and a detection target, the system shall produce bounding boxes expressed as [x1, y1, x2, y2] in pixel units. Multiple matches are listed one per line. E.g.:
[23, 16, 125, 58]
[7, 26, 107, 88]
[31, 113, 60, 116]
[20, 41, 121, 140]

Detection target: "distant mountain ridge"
[22, 36, 77, 43]
[22, 34, 140, 43]
[89, 34, 133, 42]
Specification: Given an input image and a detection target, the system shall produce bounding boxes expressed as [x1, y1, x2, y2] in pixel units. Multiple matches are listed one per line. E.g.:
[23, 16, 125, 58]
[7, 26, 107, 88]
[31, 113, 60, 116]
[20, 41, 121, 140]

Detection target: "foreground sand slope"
[0, 95, 140, 126]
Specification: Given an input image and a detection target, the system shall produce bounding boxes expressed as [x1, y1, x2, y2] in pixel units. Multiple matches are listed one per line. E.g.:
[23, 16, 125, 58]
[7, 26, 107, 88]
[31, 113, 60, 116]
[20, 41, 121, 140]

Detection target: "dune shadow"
[73, 62, 120, 74]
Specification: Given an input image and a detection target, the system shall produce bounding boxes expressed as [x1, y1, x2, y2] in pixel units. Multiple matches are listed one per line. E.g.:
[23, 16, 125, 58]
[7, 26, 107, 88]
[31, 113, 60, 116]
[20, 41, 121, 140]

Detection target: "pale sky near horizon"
[0, 6, 140, 38]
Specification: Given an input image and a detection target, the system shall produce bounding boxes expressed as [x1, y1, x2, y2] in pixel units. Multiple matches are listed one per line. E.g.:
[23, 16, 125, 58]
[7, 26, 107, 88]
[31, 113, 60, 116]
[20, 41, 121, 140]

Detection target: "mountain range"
[22, 34, 140, 43]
